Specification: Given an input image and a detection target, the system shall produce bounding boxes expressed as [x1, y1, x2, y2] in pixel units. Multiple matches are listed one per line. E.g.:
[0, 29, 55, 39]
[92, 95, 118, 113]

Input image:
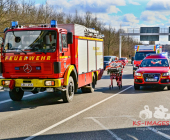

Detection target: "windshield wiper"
[17, 49, 27, 54]
[8, 48, 27, 54]
[41, 50, 47, 54]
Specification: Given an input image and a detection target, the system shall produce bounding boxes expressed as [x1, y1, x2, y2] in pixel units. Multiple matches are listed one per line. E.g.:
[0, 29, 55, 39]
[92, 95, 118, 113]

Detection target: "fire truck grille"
[15, 66, 41, 73]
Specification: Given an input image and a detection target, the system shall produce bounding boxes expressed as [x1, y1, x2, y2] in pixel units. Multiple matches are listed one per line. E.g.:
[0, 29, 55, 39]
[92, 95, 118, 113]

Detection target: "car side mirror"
[67, 32, 73, 44]
[136, 64, 140, 67]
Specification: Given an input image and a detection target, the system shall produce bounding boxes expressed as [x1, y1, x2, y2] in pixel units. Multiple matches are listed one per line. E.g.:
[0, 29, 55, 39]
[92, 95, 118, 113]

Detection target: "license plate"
[146, 78, 157, 82]
[21, 83, 33, 87]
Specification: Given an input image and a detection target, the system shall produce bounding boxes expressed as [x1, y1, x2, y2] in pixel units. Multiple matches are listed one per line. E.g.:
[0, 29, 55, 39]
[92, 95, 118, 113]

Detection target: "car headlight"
[45, 81, 55, 86]
[162, 73, 170, 76]
[2, 80, 10, 86]
[135, 73, 142, 76]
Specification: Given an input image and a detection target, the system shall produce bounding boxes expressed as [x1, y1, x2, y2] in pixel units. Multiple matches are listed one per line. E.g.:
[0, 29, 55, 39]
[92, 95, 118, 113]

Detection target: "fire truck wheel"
[62, 76, 74, 103]
[134, 84, 140, 90]
[81, 75, 95, 93]
[9, 88, 24, 101]
[167, 86, 170, 90]
[92, 74, 96, 89]
[81, 83, 94, 93]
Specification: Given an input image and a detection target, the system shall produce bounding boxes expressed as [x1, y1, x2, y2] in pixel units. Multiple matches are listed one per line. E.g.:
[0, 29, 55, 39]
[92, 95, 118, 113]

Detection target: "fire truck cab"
[0, 20, 104, 103]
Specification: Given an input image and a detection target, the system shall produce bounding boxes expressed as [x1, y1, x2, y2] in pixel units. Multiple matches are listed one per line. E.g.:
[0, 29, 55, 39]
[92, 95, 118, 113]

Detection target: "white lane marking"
[127, 117, 170, 139]
[24, 85, 133, 140]
[85, 115, 134, 119]
[0, 94, 35, 104]
[90, 117, 123, 140]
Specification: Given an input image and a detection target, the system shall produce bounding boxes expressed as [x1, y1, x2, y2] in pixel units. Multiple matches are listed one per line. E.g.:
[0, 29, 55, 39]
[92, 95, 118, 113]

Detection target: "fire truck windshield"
[135, 52, 156, 60]
[4, 30, 57, 53]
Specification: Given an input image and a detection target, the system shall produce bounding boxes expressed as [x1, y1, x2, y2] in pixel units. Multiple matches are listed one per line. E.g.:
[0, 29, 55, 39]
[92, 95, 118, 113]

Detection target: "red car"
[134, 54, 170, 90]
[119, 57, 128, 66]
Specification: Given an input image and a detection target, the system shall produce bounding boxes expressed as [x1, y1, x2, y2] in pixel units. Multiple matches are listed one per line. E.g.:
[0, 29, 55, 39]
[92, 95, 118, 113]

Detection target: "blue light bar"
[51, 20, 57, 27]
[11, 21, 18, 28]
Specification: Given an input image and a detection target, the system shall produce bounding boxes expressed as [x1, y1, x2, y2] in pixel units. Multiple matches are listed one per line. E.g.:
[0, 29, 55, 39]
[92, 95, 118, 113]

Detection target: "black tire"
[9, 88, 24, 101]
[62, 76, 74, 103]
[81, 83, 94, 93]
[32, 91, 38, 94]
[159, 86, 165, 91]
[167, 86, 170, 90]
[81, 87, 88, 93]
[134, 84, 140, 90]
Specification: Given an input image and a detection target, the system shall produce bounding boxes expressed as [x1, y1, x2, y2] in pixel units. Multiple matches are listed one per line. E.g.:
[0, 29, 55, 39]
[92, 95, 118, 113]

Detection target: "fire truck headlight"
[45, 81, 55, 86]
[2, 80, 10, 86]
[162, 72, 170, 76]
[135, 73, 141, 76]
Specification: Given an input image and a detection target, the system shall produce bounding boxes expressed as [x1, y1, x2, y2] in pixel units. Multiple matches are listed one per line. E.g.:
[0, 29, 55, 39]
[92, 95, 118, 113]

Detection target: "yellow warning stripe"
[78, 36, 103, 41]
[60, 56, 70, 59]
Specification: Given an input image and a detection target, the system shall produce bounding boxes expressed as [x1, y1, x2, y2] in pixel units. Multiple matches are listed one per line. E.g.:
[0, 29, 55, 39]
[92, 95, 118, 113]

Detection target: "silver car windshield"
[4, 30, 57, 53]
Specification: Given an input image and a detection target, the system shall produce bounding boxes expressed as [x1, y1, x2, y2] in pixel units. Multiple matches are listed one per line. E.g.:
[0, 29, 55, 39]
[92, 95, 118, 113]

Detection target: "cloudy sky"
[34, 0, 170, 44]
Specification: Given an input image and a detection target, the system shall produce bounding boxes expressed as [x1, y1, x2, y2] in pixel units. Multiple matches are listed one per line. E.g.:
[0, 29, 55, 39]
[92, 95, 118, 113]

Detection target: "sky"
[33, 0, 170, 44]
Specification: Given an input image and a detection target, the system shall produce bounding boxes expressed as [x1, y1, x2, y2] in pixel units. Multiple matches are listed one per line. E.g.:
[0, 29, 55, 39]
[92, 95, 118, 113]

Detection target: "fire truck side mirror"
[67, 32, 73, 44]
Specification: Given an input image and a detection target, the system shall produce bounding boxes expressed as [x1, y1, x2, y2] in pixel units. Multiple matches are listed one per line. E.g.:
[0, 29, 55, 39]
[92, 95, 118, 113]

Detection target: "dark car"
[131, 56, 134, 64]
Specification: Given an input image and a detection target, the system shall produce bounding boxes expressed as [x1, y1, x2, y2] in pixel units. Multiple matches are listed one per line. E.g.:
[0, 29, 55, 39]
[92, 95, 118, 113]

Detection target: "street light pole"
[119, 35, 121, 58]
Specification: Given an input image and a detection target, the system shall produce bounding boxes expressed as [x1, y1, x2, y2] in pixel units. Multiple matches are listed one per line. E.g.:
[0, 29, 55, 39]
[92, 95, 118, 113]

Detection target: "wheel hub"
[68, 83, 73, 96]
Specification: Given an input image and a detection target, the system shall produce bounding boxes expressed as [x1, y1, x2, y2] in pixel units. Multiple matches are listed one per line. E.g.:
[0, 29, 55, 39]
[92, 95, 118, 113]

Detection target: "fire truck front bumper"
[0, 79, 62, 92]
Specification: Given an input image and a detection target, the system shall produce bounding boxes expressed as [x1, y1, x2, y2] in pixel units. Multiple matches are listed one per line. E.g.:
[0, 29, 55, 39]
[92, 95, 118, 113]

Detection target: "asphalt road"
[1, 65, 170, 140]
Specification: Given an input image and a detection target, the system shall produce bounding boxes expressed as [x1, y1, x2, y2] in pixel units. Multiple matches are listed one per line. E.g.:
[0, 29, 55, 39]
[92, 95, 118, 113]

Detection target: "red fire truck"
[0, 20, 104, 103]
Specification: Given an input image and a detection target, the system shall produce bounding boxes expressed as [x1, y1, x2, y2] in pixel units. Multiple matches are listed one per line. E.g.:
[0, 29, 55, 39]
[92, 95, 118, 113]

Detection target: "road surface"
[1, 65, 170, 140]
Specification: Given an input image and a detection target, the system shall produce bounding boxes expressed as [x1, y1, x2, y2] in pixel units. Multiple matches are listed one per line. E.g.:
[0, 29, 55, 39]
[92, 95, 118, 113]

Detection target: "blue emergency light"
[15, 67, 20, 70]
[11, 21, 18, 28]
[36, 66, 41, 70]
[51, 20, 57, 27]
